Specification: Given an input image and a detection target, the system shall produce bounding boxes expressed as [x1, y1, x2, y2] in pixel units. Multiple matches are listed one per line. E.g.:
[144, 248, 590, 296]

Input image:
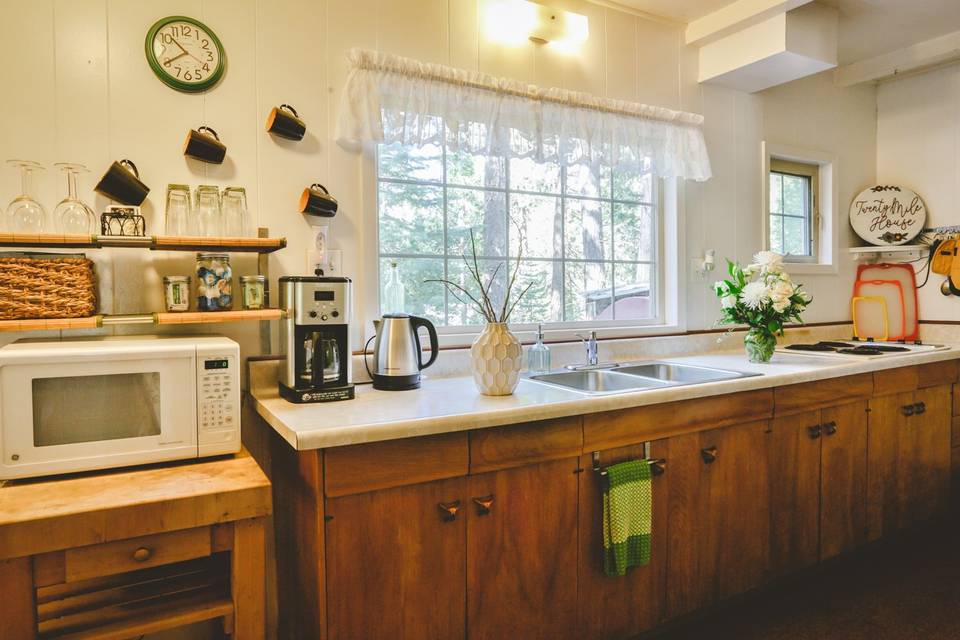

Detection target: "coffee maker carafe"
[279, 276, 354, 403]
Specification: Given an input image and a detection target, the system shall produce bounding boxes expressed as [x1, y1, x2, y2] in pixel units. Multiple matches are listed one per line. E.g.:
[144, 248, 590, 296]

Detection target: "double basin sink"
[527, 361, 759, 396]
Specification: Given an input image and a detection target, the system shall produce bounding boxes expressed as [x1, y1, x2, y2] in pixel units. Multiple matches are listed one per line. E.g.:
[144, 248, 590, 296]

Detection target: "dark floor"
[658, 515, 960, 640]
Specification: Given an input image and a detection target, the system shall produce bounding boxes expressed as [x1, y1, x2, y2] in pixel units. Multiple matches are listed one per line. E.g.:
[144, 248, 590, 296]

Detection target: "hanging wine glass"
[53, 162, 97, 235]
[5, 159, 47, 233]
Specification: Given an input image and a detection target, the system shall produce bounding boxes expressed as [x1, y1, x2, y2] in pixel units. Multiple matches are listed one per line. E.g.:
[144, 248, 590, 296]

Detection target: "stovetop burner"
[779, 339, 942, 359]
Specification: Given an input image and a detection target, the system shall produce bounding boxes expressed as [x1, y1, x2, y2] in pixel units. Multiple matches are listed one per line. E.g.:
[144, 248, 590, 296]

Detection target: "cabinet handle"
[822, 421, 838, 436]
[914, 402, 926, 415]
[472, 494, 495, 516]
[902, 404, 915, 417]
[132, 547, 153, 562]
[807, 425, 822, 439]
[700, 446, 718, 464]
[437, 500, 461, 522]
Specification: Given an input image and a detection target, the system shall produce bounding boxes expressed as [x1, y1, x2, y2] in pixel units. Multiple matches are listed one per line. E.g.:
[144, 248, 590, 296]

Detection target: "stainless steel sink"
[614, 362, 748, 384]
[526, 360, 758, 395]
[528, 369, 670, 395]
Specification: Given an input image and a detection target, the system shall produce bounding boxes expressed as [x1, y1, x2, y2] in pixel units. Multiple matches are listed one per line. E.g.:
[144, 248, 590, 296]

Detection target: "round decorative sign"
[849, 185, 926, 246]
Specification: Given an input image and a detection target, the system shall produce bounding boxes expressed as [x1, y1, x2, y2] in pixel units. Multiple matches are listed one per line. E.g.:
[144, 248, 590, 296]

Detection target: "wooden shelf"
[0, 309, 283, 333]
[0, 233, 286, 253]
[848, 244, 927, 262]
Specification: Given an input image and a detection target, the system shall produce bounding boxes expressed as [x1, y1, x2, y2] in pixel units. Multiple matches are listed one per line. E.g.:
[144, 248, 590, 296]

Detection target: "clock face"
[146, 16, 225, 92]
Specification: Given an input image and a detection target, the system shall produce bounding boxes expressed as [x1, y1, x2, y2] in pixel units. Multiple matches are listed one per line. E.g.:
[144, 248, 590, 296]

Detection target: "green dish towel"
[602, 459, 653, 577]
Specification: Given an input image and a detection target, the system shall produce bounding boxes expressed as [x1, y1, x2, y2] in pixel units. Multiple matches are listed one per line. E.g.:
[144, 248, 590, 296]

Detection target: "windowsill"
[782, 262, 838, 276]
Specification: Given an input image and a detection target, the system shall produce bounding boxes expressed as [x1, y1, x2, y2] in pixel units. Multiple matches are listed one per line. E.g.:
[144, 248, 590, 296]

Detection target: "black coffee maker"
[278, 276, 354, 403]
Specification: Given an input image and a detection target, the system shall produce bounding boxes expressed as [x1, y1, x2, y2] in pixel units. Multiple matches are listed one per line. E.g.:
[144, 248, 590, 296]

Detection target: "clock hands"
[171, 36, 205, 65]
[163, 51, 188, 67]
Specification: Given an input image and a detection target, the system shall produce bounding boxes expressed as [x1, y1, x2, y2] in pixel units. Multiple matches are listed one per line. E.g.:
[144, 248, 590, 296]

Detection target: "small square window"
[768, 158, 818, 262]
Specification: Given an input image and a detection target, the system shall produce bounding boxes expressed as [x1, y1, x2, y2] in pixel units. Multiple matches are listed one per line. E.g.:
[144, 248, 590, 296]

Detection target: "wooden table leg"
[0, 557, 36, 638]
[232, 517, 266, 639]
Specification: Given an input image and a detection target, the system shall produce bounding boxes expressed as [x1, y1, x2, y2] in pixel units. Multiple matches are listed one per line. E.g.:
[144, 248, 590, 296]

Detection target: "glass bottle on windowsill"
[383, 261, 405, 314]
[527, 324, 551, 374]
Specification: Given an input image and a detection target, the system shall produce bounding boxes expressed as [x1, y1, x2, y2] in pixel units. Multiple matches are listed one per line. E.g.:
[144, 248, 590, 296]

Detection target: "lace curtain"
[336, 48, 712, 181]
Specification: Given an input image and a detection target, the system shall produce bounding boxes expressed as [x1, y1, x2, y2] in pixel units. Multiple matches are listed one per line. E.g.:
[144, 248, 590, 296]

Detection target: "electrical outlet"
[306, 248, 343, 277]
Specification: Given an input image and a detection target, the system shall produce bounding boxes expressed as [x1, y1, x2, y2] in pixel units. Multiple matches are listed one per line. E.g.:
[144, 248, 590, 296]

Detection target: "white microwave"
[0, 335, 241, 480]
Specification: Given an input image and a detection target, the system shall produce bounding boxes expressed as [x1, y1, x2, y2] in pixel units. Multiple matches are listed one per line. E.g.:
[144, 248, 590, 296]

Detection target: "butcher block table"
[0, 453, 271, 639]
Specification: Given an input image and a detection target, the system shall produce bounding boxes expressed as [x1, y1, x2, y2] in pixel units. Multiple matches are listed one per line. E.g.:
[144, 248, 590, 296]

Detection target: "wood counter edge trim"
[773, 373, 874, 417]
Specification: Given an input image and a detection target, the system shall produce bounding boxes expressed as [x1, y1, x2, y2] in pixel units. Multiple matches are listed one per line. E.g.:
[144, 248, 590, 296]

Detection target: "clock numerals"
[202, 38, 210, 50]
[148, 17, 223, 91]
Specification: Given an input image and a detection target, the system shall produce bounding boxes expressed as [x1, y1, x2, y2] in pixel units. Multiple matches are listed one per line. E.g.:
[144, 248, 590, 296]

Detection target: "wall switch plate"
[307, 248, 342, 277]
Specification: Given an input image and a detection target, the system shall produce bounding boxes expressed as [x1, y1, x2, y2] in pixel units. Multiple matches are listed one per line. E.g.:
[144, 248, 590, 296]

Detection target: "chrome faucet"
[563, 331, 603, 371]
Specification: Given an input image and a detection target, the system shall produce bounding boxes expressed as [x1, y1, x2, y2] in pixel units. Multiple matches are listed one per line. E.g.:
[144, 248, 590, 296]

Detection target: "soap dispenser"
[527, 324, 551, 374]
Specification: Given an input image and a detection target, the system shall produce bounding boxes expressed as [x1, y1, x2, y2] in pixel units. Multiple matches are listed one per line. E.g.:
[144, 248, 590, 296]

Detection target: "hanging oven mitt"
[932, 236, 957, 275]
[949, 238, 960, 295]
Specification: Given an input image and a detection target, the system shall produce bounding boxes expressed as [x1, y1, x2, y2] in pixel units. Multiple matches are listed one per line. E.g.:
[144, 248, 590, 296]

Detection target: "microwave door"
[0, 355, 197, 479]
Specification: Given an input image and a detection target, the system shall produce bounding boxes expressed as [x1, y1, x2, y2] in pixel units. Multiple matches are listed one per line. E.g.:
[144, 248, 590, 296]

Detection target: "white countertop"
[250, 347, 960, 450]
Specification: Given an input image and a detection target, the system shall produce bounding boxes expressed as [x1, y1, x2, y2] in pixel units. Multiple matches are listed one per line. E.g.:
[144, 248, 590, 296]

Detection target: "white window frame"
[360, 144, 684, 348]
[761, 141, 838, 275]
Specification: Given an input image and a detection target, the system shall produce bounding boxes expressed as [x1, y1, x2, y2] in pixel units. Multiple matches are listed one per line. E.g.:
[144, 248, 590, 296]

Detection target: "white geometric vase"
[470, 322, 522, 396]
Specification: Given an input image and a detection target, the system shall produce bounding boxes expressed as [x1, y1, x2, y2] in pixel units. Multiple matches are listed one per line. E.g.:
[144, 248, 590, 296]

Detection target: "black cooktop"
[785, 341, 912, 356]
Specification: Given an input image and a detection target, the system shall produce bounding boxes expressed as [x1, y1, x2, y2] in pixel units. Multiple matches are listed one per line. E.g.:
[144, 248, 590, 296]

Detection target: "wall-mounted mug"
[94, 159, 149, 206]
[299, 183, 338, 217]
[266, 104, 306, 141]
[184, 126, 227, 164]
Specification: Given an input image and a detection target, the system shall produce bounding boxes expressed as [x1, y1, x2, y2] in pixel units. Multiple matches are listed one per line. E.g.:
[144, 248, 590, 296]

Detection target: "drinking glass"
[221, 186, 249, 237]
[5, 159, 47, 233]
[165, 184, 192, 236]
[53, 162, 96, 235]
[195, 185, 222, 237]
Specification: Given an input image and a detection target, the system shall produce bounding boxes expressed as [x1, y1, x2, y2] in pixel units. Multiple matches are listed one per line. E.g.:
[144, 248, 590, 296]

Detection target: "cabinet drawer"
[874, 361, 959, 396]
[324, 432, 469, 497]
[774, 374, 873, 416]
[470, 416, 582, 473]
[62, 526, 212, 583]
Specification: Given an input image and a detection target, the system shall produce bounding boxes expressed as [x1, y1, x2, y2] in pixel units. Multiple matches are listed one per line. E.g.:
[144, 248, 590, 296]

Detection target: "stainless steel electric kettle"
[366, 313, 439, 390]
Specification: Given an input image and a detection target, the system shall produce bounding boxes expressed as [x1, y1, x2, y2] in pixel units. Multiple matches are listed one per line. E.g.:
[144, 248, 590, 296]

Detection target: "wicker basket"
[0, 255, 97, 320]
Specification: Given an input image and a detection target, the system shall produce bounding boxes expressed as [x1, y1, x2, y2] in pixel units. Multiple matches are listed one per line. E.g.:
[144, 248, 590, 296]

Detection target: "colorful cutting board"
[853, 279, 906, 341]
[856, 263, 918, 341]
[851, 296, 889, 342]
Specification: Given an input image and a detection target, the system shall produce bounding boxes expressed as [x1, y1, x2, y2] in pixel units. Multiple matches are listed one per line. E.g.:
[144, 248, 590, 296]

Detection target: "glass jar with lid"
[196, 252, 232, 311]
[240, 275, 266, 310]
[162, 275, 191, 312]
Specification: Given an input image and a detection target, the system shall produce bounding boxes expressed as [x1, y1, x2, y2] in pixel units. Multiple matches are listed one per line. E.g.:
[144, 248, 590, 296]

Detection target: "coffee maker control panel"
[282, 278, 351, 326]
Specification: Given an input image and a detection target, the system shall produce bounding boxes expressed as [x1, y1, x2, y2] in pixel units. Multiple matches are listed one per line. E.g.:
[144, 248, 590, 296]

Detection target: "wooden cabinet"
[466, 458, 579, 640]
[666, 420, 771, 618]
[868, 384, 952, 540]
[325, 477, 466, 640]
[768, 401, 868, 574]
[576, 442, 669, 640]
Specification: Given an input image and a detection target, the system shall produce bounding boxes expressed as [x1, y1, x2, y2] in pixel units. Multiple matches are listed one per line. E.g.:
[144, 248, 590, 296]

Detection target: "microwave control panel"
[197, 351, 240, 453]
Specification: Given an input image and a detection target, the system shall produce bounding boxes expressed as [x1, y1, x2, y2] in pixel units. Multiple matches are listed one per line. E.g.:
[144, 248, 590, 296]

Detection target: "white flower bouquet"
[713, 251, 812, 362]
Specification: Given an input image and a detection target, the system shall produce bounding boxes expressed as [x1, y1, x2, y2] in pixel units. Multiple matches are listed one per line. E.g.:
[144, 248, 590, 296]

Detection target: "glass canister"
[240, 275, 266, 310]
[196, 252, 233, 311]
[163, 275, 191, 312]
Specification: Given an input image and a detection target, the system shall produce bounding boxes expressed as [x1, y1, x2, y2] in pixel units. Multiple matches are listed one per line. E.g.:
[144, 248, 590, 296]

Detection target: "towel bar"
[592, 449, 666, 477]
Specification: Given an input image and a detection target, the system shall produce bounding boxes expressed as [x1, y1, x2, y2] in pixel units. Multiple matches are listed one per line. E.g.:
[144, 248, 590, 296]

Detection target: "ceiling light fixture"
[484, 0, 589, 51]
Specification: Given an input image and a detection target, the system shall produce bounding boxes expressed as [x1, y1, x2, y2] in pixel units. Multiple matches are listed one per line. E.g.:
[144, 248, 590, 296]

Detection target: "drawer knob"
[807, 425, 822, 439]
[473, 494, 495, 516]
[902, 404, 915, 417]
[437, 500, 460, 522]
[132, 547, 153, 562]
[822, 421, 838, 436]
[914, 402, 926, 415]
[700, 446, 718, 464]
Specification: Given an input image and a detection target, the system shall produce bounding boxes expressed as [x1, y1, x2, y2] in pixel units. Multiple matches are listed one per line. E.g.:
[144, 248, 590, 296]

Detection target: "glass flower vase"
[744, 328, 777, 363]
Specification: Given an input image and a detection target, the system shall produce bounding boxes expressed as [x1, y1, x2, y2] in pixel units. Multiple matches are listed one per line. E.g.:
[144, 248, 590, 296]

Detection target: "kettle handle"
[409, 315, 439, 370]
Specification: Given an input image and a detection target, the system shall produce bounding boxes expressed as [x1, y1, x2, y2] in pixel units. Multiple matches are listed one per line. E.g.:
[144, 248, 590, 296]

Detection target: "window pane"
[782, 175, 808, 216]
[769, 215, 784, 254]
[446, 258, 509, 326]
[613, 204, 654, 262]
[565, 199, 611, 261]
[769, 173, 783, 214]
[566, 163, 610, 199]
[783, 216, 809, 256]
[506, 260, 562, 324]
[379, 141, 442, 182]
[378, 182, 443, 255]
[613, 166, 652, 202]
[448, 150, 506, 189]
[565, 262, 612, 321]
[379, 258, 445, 324]
[448, 188, 507, 257]
[510, 156, 561, 194]
[510, 194, 561, 259]
[613, 263, 654, 320]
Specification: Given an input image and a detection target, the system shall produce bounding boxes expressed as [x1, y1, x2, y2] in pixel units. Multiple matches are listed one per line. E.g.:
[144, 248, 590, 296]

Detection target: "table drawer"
[63, 526, 212, 583]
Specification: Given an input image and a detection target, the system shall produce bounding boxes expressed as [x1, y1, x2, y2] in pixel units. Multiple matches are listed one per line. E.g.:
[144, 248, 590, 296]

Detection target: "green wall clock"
[145, 16, 226, 93]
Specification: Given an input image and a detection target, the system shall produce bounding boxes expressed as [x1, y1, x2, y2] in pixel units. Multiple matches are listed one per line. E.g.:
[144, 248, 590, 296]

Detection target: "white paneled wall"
[877, 66, 960, 322]
[0, 0, 877, 362]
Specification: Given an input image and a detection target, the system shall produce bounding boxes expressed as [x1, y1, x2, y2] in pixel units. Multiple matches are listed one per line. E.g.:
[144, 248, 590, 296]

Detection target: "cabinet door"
[466, 458, 578, 640]
[819, 401, 868, 560]
[867, 391, 912, 540]
[577, 441, 669, 640]
[325, 477, 466, 640]
[768, 410, 822, 575]
[666, 420, 770, 617]
[909, 384, 952, 522]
